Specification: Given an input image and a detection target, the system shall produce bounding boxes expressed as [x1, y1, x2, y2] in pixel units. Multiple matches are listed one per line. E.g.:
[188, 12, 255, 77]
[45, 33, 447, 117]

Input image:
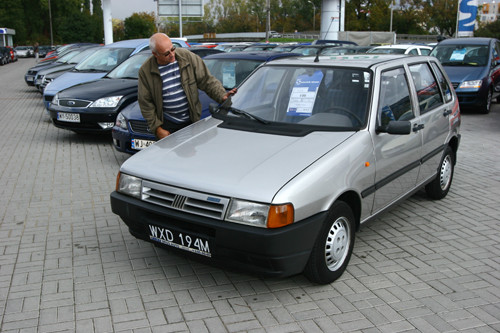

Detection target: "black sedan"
[48, 50, 150, 133]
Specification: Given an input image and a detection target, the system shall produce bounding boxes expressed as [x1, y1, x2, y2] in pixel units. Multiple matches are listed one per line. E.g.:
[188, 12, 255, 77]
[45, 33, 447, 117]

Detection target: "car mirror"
[376, 120, 412, 135]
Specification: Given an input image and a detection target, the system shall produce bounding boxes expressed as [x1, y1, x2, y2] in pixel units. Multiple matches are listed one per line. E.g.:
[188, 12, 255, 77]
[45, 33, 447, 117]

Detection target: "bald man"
[138, 33, 236, 139]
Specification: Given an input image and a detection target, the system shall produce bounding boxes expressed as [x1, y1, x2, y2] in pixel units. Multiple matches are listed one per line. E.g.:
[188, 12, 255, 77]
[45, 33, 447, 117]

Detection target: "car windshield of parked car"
[367, 48, 406, 54]
[54, 50, 80, 63]
[67, 47, 100, 64]
[204, 58, 263, 89]
[215, 65, 371, 130]
[106, 53, 150, 79]
[430, 44, 489, 66]
[74, 47, 134, 72]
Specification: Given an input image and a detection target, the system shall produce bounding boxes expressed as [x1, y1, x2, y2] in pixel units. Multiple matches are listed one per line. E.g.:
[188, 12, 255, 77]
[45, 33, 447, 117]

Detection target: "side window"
[430, 62, 453, 103]
[378, 67, 414, 126]
[420, 48, 431, 56]
[409, 63, 443, 114]
[408, 48, 418, 55]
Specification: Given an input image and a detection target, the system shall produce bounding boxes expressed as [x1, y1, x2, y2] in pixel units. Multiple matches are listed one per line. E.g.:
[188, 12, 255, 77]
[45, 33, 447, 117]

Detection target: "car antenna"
[314, 53, 320, 62]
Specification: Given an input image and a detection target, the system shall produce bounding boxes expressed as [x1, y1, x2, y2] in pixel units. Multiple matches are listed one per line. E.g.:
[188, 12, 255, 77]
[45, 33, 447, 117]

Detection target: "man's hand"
[156, 127, 170, 139]
[223, 88, 237, 101]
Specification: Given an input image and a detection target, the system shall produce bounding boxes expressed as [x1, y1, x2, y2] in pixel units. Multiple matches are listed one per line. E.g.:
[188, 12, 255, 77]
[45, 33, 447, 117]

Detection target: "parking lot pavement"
[0, 58, 499, 333]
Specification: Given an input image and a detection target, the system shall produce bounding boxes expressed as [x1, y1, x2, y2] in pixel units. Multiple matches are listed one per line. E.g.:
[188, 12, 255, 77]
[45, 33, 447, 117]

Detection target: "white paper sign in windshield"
[287, 71, 324, 117]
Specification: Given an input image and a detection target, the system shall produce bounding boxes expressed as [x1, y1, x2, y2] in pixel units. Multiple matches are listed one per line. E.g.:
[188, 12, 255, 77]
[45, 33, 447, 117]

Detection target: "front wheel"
[425, 146, 455, 200]
[304, 201, 355, 284]
[480, 89, 492, 114]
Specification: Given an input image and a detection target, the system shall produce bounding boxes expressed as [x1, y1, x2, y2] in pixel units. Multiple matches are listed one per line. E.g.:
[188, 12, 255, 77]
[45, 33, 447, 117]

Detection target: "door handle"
[413, 123, 424, 132]
[443, 109, 452, 116]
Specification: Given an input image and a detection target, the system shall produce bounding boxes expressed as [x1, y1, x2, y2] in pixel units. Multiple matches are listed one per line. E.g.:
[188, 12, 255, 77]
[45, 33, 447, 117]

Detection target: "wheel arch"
[336, 190, 362, 231]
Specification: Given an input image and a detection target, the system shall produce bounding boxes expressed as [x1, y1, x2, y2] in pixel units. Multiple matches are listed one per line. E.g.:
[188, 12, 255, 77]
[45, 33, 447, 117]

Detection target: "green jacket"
[137, 48, 227, 137]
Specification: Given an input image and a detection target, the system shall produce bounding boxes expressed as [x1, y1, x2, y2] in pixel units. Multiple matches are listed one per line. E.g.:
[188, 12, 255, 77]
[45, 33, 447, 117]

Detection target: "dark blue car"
[112, 51, 300, 154]
[430, 37, 500, 113]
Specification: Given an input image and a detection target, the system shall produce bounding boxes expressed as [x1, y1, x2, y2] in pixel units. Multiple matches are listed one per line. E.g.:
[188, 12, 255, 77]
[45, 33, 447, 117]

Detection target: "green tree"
[422, 0, 457, 36]
[475, 19, 500, 37]
[124, 12, 156, 39]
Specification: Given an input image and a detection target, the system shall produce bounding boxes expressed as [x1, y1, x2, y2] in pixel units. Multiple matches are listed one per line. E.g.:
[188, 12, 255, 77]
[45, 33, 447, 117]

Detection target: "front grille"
[59, 99, 92, 107]
[129, 120, 151, 134]
[142, 180, 230, 220]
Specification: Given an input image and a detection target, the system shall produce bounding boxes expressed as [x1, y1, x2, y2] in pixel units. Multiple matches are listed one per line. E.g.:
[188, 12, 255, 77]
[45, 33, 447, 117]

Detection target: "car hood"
[121, 117, 354, 202]
[44, 71, 107, 96]
[57, 78, 138, 101]
[38, 64, 74, 76]
[442, 65, 488, 83]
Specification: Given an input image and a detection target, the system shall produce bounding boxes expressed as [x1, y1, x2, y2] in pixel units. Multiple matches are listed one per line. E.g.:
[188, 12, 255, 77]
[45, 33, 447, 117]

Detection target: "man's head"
[150, 33, 176, 65]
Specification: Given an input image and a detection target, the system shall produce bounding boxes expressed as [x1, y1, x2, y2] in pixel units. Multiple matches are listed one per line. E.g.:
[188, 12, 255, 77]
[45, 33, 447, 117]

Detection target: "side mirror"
[376, 120, 412, 135]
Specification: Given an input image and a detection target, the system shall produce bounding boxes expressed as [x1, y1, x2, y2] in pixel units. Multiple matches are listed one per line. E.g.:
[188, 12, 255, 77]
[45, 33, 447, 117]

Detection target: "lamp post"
[48, 0, 53, 46]
[308, 0, 317, 32]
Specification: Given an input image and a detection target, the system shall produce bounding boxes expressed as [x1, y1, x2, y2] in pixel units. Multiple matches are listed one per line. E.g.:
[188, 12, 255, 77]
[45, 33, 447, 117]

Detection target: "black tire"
[304, 201, 355, 284]
[425, 146, 455, 200]
[480, 89, 492, 114]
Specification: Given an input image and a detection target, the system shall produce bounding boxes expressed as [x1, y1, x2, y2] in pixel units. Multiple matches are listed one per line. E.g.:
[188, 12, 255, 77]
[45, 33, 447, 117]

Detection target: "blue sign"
[457, 0, 478, 37]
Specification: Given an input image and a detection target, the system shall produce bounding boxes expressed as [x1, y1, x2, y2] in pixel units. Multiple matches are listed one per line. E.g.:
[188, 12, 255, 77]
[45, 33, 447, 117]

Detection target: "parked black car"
[47, 50, 150, 133]
[0, 46, 11, 65]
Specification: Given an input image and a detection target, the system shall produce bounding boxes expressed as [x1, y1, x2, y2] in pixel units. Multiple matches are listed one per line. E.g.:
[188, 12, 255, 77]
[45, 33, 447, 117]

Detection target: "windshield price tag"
[287, 70, 324, 117]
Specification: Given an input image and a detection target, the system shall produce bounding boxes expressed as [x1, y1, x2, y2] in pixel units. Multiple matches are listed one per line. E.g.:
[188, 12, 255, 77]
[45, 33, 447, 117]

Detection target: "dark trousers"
[161, 120, 192, 134]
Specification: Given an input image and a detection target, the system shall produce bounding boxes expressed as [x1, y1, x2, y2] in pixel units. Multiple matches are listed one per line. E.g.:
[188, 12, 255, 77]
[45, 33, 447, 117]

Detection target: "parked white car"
[111, 54, 461, 284]
[367, 44, 433, 55]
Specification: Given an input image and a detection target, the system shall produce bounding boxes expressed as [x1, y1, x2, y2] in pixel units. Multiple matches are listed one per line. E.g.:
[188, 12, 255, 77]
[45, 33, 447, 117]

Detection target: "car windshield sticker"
[222, 62, 236, 89]
[450, 48, 466, 61]
[287, 70, 324, 117]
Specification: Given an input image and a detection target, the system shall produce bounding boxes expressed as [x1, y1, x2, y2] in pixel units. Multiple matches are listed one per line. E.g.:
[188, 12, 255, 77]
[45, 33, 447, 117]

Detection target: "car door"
[408, 61, 453, 185]
[371, 66, 423, 213]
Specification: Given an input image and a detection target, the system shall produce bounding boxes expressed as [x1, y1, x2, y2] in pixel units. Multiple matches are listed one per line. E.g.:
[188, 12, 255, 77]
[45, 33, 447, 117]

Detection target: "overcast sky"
[110, 0, 158, 20]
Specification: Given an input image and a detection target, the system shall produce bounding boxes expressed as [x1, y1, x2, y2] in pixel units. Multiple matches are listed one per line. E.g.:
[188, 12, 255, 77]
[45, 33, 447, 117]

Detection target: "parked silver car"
[111, 54, 461, 284]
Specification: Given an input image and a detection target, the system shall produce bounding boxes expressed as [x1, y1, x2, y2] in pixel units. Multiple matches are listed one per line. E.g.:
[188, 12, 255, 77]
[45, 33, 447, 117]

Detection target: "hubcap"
[325, 217, 350, 271]
[440, 155, 453, 190]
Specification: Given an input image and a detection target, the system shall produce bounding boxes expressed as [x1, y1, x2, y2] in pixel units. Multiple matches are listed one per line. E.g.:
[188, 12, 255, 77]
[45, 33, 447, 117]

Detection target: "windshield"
[68, 47, 100, 64]
[56, 50, 80, 63]
[217, 65, 371, 130]
[367, 48, 406, 54]
[430, 44, 489, 66]
[107, 53, 150, 79]
[74, 47, 134, 72]
[204, 58, 263, 89]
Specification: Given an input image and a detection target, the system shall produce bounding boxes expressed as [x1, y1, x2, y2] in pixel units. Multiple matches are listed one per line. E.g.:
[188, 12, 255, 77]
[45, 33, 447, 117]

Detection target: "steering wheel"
[323, 106, 363, 126]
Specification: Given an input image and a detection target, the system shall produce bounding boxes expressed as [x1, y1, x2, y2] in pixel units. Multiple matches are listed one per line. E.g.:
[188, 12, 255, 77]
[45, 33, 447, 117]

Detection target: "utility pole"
[265, 0, 270, 41]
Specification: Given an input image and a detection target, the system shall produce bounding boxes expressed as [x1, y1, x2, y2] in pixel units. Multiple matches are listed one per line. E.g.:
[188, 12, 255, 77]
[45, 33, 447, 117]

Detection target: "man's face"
[153, 38, 176, 65]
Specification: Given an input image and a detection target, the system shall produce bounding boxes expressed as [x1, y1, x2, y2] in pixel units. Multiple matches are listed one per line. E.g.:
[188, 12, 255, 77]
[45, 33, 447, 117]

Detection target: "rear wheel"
[304, 201, 355, 284]
[425, 146, 455, 200]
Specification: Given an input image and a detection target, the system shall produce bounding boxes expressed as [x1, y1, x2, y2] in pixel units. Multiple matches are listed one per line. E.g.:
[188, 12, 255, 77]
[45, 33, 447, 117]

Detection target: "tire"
[480, 89, 492, 114]
[425, 146, 455, 200]
[304, 201, 355, 284]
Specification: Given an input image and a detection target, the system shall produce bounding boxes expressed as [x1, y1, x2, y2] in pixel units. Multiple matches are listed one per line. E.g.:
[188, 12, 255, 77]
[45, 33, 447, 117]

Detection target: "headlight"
[115, 112, 128, 130]
[52, 94, 59, 106]
[459, 80, 482, 89]
[226, 199, 294, 228]
[90, 96, 123, 108]
[116, 172, 142, 198]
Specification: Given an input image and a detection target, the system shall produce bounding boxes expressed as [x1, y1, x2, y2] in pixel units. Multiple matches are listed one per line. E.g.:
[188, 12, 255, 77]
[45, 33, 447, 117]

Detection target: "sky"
[110, 0, 158, 20]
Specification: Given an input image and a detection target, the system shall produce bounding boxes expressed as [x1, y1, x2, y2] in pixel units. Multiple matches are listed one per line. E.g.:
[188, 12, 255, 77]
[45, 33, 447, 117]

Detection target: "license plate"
[132, 139, 155, 150]
[148, 224, 211, 257]
[57, 112, 80, 123]
[26, 75, 34, 82]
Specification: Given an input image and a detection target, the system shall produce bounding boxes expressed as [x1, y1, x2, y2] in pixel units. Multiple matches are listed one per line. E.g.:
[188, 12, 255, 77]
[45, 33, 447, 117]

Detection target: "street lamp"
[308, 0, 317, 32]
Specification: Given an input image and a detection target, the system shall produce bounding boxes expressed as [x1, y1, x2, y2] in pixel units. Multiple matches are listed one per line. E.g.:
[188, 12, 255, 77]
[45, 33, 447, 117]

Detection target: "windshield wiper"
[210, 103, 269, 124]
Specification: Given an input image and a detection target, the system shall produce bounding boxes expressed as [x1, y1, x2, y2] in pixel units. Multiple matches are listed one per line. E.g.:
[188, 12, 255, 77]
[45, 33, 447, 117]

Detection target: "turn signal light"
[267, 204, 294, 228]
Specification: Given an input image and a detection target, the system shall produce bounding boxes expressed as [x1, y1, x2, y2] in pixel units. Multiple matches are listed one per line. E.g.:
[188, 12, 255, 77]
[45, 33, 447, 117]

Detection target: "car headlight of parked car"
[52, 94, 60, 106]
[115, 112, 128, 130]
[90, 96, 123, 108]
[117, 173, 142, 199]
[226, 199, 294, 228]
[459, 80, 482, 89]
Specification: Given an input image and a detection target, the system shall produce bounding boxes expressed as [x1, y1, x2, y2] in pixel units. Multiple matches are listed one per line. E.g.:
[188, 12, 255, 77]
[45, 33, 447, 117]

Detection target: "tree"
[422, 0, 457, 36]
[124, 12, 156, 39]
[475, 19, 500, 37]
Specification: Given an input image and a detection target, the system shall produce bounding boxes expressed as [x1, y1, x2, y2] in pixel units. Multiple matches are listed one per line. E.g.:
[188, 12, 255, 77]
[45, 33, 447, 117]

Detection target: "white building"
[479, 1, 499, 23]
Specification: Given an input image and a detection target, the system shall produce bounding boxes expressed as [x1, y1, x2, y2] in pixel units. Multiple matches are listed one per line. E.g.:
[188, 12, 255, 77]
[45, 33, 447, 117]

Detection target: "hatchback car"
[14, 46, 33, 58]
[112, 51, 300, 154]
[0, 47, 10, 65]
[43, 39, 150, 111]
[111, 54, 461, 284]
[48, 51, 150, 133]
[430, 37, 500, 113]
[367, 44, 432, 55]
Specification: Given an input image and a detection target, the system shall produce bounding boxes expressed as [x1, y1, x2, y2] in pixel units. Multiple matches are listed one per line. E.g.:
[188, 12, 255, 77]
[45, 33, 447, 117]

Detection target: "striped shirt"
[159, 61, 190, 124]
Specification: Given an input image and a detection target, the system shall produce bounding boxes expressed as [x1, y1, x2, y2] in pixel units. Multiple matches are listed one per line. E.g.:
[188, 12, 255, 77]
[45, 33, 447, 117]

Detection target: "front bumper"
[48, 107, 119, 132]
[112, 123, 156, 154]
[110, 191, 326, 278]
